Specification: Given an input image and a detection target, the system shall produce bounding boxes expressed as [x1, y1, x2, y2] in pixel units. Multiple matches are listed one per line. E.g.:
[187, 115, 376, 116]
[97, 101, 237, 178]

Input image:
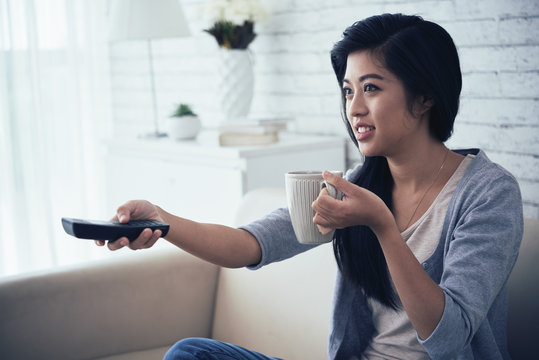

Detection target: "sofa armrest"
[0, 247, 219, 360]
[507, 218, 539, 359]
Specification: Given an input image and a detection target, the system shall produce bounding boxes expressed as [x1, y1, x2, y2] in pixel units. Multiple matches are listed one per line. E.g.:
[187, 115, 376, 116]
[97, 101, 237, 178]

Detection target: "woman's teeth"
[357, 126, 375, 133]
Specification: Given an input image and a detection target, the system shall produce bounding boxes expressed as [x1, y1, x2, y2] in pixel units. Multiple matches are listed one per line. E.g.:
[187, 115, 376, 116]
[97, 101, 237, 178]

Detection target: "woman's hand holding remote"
[96, 200, 165, 250]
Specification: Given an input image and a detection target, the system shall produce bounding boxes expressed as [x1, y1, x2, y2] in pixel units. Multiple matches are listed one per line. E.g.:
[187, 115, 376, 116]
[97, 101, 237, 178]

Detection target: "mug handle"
[321, 181, 339, 199]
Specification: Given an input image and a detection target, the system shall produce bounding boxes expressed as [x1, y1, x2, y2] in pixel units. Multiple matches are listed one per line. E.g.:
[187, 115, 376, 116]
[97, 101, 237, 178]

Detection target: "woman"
[98, 14, 523, 359]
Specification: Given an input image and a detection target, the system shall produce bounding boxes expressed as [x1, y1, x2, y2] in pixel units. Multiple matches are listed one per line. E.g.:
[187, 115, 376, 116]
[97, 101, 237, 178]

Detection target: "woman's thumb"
[323, 170, 349, 193]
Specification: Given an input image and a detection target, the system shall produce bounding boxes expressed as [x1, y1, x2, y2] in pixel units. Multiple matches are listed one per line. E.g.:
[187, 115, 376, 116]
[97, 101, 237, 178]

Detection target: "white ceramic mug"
[285, 171, 343, 244]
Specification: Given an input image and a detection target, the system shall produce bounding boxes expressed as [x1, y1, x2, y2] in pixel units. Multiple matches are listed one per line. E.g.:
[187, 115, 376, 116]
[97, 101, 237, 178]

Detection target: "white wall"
[109, 0, 539, 218]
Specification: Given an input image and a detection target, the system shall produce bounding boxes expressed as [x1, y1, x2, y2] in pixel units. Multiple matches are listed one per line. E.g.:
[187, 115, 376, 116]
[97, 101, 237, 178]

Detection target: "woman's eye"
[343, 87, 353, 97]
[363, 83, 379, 93]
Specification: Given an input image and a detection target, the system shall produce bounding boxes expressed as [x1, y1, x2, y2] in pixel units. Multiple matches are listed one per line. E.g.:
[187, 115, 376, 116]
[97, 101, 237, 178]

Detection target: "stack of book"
[218, 117, 291, 146]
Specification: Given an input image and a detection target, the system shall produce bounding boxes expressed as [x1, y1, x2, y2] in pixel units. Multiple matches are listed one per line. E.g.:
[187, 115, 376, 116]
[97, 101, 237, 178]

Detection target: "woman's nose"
[347, 93, 368, 119]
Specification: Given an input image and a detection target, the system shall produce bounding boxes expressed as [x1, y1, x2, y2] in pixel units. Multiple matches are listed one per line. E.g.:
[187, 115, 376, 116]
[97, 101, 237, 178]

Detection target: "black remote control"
[61, 217, 170, 241]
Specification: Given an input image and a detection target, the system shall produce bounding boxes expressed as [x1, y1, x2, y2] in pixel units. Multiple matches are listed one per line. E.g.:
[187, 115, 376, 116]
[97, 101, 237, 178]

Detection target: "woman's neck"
[387, 140, 449, 195]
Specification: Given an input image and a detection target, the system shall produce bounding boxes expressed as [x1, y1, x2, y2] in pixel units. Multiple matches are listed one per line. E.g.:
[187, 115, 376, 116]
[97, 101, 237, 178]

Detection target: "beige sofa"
[0, 188, 537, 360]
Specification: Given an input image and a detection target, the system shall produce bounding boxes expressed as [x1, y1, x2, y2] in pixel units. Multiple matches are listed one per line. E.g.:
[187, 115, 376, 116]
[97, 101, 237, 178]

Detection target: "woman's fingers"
[316, 223, 334, 235]
[105, 227, 160, 251]
[107, 237, 130, 251]
[127, 228, 162, 250]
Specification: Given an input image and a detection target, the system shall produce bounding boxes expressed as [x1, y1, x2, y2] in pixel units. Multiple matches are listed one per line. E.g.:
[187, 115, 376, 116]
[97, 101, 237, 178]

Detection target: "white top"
[362, 155, 474, 359]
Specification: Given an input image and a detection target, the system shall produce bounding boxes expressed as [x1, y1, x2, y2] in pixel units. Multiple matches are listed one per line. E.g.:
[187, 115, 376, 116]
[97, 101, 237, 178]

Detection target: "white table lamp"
[109, 0, 191, 138]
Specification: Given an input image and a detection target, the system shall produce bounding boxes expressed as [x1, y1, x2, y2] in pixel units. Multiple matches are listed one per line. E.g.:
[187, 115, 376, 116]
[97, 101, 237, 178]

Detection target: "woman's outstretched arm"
[96, 200, 261, 268]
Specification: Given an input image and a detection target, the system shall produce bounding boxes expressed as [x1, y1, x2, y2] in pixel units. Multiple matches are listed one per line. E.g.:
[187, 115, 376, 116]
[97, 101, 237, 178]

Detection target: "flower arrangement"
[202, 0, 267, 49]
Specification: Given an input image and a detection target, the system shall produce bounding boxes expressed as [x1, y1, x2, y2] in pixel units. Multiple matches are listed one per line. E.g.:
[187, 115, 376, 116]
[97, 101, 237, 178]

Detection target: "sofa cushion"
[0, 247, 219, 360]
[211, 188, 337, 360]
[96, 345, 170, 360]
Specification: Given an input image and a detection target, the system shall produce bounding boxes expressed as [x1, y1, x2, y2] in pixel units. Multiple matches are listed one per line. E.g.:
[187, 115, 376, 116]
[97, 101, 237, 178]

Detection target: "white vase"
[168, 116, 201, 140]
[217, 49, 254, 123]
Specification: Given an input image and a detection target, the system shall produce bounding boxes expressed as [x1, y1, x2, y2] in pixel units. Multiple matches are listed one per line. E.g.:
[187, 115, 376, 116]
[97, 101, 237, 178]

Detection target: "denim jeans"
[164, 337, 284, 360]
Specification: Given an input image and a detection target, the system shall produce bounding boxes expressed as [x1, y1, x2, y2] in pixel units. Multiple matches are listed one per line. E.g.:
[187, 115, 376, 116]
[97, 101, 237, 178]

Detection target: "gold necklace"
[402, 147, 450, 231]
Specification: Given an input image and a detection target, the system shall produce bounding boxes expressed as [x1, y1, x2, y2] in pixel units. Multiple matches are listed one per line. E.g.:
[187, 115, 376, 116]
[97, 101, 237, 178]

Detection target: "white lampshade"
[109, 0, 191, 41]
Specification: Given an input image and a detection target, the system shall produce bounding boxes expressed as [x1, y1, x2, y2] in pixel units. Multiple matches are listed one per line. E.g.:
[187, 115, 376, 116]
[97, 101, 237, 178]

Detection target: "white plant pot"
[168, 116, 201, 140]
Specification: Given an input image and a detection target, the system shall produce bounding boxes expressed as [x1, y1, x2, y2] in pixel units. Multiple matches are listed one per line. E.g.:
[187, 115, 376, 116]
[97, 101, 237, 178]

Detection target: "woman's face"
[343, 51, 429, 158]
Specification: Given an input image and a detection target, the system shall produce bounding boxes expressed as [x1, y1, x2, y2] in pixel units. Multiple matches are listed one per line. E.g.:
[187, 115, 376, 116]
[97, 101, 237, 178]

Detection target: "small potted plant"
[168, 103, 201, 140]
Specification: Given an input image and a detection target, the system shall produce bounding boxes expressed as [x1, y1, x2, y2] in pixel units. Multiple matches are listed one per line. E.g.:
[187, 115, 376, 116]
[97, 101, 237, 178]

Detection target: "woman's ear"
[414, 95, 434, 117]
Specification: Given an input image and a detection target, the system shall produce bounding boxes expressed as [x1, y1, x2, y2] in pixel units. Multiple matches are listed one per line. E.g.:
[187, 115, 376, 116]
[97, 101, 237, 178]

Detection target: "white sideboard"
[104, 132, 346, 226]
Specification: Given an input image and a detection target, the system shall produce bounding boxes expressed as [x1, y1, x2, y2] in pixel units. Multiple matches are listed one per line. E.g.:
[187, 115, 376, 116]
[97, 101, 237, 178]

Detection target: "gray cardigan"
[243, 149, 523, 359]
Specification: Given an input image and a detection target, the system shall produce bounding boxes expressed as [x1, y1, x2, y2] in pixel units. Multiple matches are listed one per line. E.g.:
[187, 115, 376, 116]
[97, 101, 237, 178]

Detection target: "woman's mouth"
[355, 125, 375, 141]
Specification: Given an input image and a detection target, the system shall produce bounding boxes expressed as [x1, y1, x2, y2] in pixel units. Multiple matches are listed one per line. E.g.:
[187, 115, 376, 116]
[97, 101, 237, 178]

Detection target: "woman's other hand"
[312, 171, 394, 236]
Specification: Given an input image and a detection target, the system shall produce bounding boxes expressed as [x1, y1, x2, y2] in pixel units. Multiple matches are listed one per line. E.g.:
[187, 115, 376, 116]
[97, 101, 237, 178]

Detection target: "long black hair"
[330, 14, 462, 309]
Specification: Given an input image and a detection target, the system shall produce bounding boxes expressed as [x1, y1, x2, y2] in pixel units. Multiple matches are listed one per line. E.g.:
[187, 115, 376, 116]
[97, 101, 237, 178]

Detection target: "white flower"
[203, 0, 267, 24]
[202, 0, 227, 21]
[202, 0, 267, 49]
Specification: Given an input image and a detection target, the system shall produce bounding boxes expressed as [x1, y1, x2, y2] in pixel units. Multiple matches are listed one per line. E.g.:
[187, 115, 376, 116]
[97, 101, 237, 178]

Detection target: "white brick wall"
[109, 0, 539, 218]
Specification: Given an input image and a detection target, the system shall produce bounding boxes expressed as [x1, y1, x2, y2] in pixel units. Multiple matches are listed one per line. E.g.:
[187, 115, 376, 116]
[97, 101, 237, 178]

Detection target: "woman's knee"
[164, 337, 278, 360]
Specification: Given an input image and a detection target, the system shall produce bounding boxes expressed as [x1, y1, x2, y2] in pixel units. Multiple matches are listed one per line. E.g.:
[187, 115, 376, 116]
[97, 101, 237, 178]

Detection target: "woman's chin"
[358, 144, 377, 158]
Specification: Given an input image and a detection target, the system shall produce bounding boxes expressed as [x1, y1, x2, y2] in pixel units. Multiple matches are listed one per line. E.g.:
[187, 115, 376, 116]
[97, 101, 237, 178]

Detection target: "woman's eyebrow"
[358, 73, 384, 82]
[342, 73, 385, 84]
